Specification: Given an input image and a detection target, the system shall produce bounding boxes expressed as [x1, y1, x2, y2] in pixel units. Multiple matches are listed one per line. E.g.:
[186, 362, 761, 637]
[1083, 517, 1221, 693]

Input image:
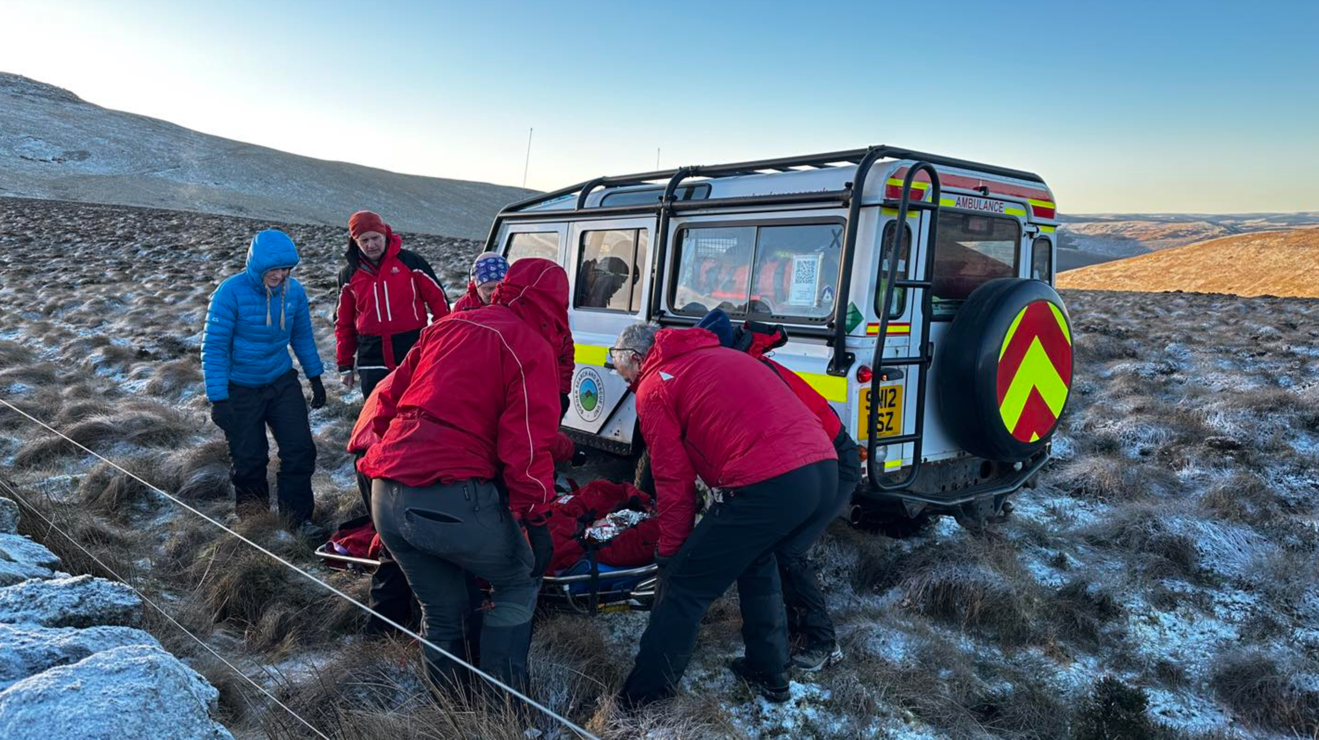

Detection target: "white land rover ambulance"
[485, 146, 1073, 532]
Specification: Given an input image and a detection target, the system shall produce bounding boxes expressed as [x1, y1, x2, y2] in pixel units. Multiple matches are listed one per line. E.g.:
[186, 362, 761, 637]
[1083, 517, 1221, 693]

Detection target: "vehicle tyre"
[848, 501, 935, 539]
[935, 279, 1074, 462]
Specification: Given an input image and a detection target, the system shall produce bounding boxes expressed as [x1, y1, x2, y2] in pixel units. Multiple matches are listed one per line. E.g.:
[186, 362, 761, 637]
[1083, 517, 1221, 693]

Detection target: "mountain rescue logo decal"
[996, 300, 1072, 443]
[574, 367, 605, 422]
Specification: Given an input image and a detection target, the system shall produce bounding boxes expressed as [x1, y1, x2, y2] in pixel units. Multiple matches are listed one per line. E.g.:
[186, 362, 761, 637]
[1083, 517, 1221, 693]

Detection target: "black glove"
[309, 375, 327, 410]
[655, 552, 671, 573]
[560, 392, 571, 420]
[210, 400, 233, 433]
[571, 448, 588, 468]
[524, 520, 554, 580]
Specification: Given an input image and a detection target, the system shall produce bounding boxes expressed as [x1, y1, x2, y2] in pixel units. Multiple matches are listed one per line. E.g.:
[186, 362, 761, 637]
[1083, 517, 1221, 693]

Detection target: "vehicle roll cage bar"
[483, 145, 1044, 380]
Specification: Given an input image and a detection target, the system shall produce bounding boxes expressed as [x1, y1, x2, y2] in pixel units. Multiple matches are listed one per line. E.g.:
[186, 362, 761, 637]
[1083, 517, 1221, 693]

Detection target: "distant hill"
[1057, 228, 1319, 297]
[1056, 212, 1319, 269]
[0, 73, 534, 239]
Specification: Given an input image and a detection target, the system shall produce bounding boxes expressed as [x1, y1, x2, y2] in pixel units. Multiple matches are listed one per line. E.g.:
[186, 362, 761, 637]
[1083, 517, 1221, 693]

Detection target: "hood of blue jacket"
[245, 230, 301, 286]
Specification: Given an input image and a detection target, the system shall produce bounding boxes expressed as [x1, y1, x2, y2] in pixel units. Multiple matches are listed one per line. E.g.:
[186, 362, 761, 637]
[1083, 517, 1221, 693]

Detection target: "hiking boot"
[729, 657, 791, 703]
[294, 520, 329, 545]
[791, 645, 844, 672]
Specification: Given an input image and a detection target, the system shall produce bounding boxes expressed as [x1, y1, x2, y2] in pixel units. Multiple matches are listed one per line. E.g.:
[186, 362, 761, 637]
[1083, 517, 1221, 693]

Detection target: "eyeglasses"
[606, 346, 637, 370]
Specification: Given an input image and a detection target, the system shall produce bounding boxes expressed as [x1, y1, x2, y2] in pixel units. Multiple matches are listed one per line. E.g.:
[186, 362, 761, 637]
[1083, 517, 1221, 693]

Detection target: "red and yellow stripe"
[866, 322, 911, 336]
[996, 301, 1072, 443]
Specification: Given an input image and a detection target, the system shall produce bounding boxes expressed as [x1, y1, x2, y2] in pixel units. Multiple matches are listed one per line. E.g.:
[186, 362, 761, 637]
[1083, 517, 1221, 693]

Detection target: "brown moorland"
[1059, 228, 1319, 297]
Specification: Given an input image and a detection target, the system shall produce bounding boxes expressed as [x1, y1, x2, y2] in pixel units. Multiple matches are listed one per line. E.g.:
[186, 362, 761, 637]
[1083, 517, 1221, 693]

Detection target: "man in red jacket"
[335, 210, 450, 398]
[715, 314, 862, 673]
[456, 252, 575, 418]
[610, 323, 838, 707]
[353, 258, 567, 696]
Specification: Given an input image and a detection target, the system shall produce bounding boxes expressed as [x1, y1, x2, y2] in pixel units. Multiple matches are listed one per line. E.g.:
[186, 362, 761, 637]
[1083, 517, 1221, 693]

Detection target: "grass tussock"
[6, 477, 136, 582]
[13, 402, 198, 468]
[1081, 504, 1201, 581]
[895, 537, 1044, 645]
[1210, 650, 1319, 735]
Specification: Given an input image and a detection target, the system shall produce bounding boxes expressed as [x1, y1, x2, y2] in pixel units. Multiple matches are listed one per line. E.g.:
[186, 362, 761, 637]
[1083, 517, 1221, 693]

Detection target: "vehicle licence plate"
[858, 385, 903, 440]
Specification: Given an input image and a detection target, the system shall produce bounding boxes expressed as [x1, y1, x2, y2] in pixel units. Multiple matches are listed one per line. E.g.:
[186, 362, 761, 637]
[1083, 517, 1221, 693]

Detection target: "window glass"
[505, 231, 559, 263]
[750, 224, 842, 319]
[1031, 236, 1053, 283]
[672, 226, 755, 315]
[599, 184, 711, 207]
[670, 222, 842, 322]
[931, 213, 1021, 316]
[575, 229, 648, 312]
[875, 221, 912, 318]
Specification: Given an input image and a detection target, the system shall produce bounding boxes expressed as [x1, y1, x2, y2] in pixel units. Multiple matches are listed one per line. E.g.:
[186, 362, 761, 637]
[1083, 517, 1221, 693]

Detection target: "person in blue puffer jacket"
[202, 229, 327, 540]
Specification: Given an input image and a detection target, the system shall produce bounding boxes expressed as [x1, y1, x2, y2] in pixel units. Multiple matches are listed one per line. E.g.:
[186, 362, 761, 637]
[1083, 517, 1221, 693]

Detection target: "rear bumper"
[860, 451, 1049, 509]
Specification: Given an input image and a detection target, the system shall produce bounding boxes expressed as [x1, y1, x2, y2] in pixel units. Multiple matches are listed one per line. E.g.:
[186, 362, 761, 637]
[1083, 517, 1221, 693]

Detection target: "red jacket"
[335, 230, 450, 371]
[547, 480, 658, 572]
[351, 258, 569, 521]
[455, 278, 575, 394]
[744, 325, 843, 440]
[452, 281, 483, 313]
[635, 328, 836, 556]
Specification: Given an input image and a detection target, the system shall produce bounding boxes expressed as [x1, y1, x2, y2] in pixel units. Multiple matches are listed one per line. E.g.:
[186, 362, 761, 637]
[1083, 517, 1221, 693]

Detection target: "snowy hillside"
[2, 198, 1317, 738]
[0, 73, 534, 239]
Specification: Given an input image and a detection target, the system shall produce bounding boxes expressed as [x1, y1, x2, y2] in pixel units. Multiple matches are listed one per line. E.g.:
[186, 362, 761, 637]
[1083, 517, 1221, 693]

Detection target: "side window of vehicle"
[505, 232, 560, 263]
[750, 224, 842, 320]
[876, 221, 912, 318]
[575, 229, 649, 312]
[671, 226, 756, 316]
[1031, 236, 1053, 283]
[670, 222, 843, 322]
[931, 213, 1021, 317]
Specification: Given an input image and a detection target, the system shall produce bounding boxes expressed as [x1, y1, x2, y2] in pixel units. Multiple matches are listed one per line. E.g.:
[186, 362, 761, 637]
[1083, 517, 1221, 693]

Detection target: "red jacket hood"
[492, 258, 569, 351]
[638, 328, 721, 385]
[743, 323, 789, 360]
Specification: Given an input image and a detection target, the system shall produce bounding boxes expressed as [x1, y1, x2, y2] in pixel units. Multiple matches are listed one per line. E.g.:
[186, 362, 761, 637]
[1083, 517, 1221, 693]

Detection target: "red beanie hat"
[349, 210, 389, 239]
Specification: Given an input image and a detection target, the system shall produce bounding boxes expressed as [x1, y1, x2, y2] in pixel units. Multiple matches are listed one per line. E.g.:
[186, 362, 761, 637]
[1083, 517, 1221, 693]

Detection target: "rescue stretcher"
[314, 544, 659, 614]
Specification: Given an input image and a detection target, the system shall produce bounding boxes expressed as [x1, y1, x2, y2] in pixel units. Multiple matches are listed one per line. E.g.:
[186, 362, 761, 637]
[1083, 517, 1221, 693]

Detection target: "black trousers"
[779, 429, 862, 651]
[373, 478, 539, 693]
[620, 458, 836, 704]
[359, 368, 390, 399]
[224, 369, 316, 523]
[356, 462, 417, 633]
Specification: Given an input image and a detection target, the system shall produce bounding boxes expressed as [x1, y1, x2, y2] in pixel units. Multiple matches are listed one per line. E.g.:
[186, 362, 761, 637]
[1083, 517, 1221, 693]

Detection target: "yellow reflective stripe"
[1000, 308, 1027, 361]
[886, 178, 930, 190]
[575, 344, 609, 366]
[939, 198, 956, 207]
[879, 207, 922, 217]
[798, 372, 848, 403]
[1005, 207, 1027, 217]
[1048, 303, 1073, 346]
[885, 459, 902, 470]
[999, 338, 1070, 431]
[1039, 225, 1056, 233]
[1027, 198, 1056, 209]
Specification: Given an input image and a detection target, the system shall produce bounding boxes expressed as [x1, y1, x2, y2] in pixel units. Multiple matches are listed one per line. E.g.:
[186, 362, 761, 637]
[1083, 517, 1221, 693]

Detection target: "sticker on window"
[789, 255, 821, 306]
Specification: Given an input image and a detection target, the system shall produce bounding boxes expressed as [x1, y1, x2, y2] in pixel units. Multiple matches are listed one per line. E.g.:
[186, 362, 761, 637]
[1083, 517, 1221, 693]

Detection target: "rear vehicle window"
[505, 231, 559, 263]
[931, 213, 1021, 317]
[875, 221, 912, 318]
[1031, 236, 1053, 282]
[670, 221, 842, 322]
[575, 229, 649, 312]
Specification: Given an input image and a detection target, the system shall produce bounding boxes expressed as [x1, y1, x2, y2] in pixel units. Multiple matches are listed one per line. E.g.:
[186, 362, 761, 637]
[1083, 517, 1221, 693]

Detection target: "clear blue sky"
[3, 0, 1317, 213]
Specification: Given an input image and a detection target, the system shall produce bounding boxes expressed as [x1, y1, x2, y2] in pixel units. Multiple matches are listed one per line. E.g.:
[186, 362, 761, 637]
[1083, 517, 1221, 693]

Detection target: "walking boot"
[729, 657, 791, 703]
[479, 620, 533, 696]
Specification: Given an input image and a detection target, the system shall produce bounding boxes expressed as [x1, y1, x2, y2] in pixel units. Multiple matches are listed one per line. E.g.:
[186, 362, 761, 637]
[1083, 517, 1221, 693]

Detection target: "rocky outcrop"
[0, 573, 140, 628]
[0, 497, 19, 533]
[0, 623, 161, 690]
[0, 644, 233, 740]
[0, 532, 60, 586]
[0, 496, 231, 737]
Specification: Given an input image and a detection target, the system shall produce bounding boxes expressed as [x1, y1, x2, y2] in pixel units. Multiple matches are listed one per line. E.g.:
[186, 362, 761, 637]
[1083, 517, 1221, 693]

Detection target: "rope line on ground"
[0, 397, 599, 740]
[0, 476, 331, 740]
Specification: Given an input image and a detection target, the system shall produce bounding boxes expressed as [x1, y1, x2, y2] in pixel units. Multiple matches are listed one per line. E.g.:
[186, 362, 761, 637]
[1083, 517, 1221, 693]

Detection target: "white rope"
[0, 398, 599, 740]
[0, 477, 330, 740]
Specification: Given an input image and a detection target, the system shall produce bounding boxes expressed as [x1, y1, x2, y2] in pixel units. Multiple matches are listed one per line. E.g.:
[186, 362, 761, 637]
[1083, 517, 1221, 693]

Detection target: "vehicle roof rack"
[495, 145, 1043, 217]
